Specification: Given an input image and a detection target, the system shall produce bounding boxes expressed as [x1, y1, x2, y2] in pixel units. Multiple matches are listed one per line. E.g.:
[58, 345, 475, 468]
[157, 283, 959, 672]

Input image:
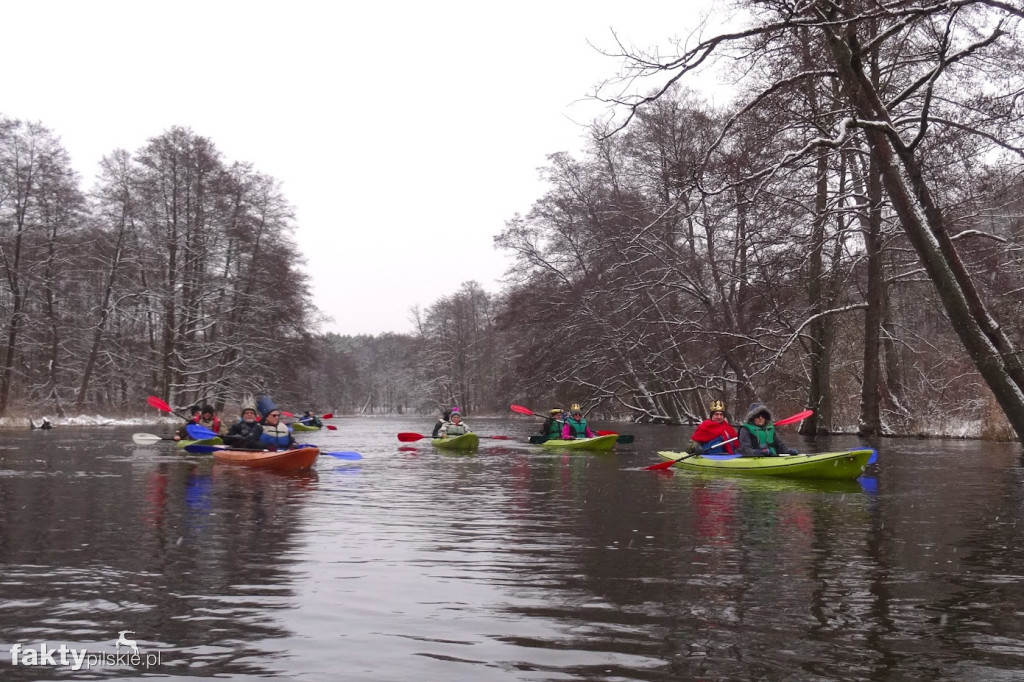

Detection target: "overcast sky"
[1, 0, 720, 336]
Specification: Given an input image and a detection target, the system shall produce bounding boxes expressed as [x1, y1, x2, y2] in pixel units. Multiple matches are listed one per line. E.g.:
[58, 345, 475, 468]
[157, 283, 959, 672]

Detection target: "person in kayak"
[431, 409, 452, 438]
[224, 406, 263, 448]
[439, 408, 471, 438]
[258, 408, 295, 450]
[737, 402, 800, 457]
[562, 405, 595, 439]
[198, 405, 222, 435]
[172, 405, 203, 442]
[684, 400, 738, 455]
[540, 408, 564, 439]
[299, 410, 323, 428]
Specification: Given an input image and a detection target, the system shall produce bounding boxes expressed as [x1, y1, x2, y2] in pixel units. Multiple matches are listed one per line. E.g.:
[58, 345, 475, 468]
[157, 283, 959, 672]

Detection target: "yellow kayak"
[655, 449, 875, 480]
[431, 433, 479, 450]
[537, 434, 618, 451]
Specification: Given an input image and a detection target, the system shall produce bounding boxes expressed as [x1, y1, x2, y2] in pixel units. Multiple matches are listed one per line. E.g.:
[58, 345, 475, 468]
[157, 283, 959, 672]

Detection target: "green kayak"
[431, 433, 480, 450]
[291, 423, 321, 432]
[177, 437, 222, 449]
[538, 434, 618, 451]
[655, 449, 875, 480]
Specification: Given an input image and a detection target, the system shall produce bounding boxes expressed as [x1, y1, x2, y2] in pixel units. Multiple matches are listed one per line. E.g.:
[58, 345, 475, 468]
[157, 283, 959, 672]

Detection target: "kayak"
[177, 437, 222, 449]
[537, 434, 618, 451]
[431, 433, 480, 450]
[291, 423, 321, 432]
[212, 446, 320, 471]
[655, 449, 876, 480]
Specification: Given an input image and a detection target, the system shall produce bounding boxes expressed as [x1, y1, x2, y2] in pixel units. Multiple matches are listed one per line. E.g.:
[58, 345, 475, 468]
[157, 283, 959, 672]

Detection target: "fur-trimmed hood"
[744, 402, 773, 423]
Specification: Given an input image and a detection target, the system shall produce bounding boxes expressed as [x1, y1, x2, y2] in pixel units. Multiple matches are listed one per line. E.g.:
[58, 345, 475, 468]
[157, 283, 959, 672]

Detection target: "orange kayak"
[212, 446, 320, 471]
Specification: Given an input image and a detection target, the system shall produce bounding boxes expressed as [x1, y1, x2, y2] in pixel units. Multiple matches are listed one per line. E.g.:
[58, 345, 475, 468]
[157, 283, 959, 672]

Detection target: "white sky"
[1, 0, 720, 336]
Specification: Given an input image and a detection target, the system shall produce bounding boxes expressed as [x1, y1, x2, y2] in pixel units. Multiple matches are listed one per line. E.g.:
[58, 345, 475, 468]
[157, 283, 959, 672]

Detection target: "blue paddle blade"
[322, 451, 362, 460]
[186, 423, 219, 440]
[866, 448, 878, 465]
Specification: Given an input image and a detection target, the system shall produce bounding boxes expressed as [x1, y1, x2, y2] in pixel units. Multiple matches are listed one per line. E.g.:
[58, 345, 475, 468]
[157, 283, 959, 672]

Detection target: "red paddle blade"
[281, 410, 295, 418]
[325, 424, 338, 430]
[146, 396, 173, 412]
[321, 413, 334, 419]
[596, 430, 619, 436]
[775, 409, 813, 426]
[482, 435, 512, 440]
[645, 459, 678, 471]
[397, 432, 426, 442]
[510, 404, 536, 416]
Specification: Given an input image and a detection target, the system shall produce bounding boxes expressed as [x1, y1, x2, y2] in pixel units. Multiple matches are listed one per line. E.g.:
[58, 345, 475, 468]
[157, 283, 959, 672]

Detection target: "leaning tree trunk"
[826, 24, 1024, 440]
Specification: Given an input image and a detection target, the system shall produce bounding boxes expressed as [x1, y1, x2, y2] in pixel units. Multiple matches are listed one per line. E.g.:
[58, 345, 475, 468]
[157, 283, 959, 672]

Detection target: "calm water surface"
[0, 417, 1022, 681]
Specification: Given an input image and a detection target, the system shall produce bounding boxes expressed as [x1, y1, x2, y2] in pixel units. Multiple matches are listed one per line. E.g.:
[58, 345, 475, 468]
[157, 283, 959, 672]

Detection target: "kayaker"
[431, 409, 451, 438]
[198, 405, 222, 435]
[299, 410, 323, 428]
[737, 402, 800, 457]
[172, 405, 203, 442]
[540, 408, 564, 439]
[439, 408, 470, 438]
[224, 407, 263, 448]
[561, 405, 595, 439]
[685, 400, 738, 455]
[258, 408, 295, 450]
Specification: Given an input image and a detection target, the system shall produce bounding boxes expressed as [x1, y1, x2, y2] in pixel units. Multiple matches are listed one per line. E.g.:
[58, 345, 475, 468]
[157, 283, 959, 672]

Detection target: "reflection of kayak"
[538, 435, 617, 451]
[178, 437, 222, 449]
[431, 433, 479, 450]
[655, 449, 875, 480]
[212, 446, 319, 471]
[291, 423, 321, 432]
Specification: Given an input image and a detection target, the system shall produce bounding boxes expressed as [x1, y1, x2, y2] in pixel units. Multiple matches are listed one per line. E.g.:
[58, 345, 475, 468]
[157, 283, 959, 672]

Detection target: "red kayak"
[212, 446, 319, 471]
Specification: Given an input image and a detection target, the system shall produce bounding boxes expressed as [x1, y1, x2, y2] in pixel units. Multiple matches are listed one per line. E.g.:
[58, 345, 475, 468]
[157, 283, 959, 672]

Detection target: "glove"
[758, 448, 772, 456]
[787, 448, 800, 456]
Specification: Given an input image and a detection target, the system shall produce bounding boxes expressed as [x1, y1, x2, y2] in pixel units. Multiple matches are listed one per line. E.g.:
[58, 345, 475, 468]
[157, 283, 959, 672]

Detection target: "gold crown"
[570, 404, 581, 412]
[709, 400, 725, 413]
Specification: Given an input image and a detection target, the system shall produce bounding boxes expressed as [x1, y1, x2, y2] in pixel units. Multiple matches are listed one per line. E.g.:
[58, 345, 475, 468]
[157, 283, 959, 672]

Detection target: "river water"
[0, 416, 1022, 681]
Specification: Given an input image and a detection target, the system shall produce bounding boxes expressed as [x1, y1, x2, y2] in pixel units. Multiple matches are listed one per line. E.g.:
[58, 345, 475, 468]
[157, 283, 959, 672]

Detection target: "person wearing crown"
[561, 404, 595, 439]
[685, 400, 739, 455]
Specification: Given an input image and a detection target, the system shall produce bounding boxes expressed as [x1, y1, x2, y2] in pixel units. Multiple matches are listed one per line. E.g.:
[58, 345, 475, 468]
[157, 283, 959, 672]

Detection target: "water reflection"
[0, 422, 1022, 680]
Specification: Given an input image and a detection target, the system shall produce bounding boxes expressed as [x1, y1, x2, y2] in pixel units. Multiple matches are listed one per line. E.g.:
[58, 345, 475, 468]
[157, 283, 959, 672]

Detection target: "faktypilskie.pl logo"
[9, 631, 164, 671]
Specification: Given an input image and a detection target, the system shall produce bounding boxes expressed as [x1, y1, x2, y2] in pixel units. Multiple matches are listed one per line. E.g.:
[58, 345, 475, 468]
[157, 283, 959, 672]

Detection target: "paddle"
[644, 437, 740, 470]
[397, 432, 510, 442]
[183, 443, 362, 460]
[510, 404, 540, 417]
[595, 430, 635, 444]
[283, 411, 335, 420]
[147, 396, 194, 422]
[132, 433, 177, 445]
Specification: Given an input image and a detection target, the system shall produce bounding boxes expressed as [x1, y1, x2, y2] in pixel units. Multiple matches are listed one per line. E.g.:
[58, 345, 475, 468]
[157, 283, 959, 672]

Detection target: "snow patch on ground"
[2, 415, 179, 428]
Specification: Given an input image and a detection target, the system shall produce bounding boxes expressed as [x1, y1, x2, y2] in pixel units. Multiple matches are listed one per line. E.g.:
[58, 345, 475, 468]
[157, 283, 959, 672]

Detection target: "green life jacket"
[565, 416, 588, 438]
[543, 418, 562, 438]
[444, 421, 468, 436]
[741, 422, 776, 454]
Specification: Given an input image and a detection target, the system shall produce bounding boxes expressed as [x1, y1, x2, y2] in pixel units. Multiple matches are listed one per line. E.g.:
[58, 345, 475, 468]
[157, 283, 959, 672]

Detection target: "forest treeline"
[6, 1, 1024, 442]
[304, 1, 1024, 441]
[0, 121, 316, 417]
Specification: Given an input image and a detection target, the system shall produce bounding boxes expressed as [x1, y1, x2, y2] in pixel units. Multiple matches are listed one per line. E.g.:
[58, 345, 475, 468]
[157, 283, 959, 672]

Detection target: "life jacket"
[259, 421, 292, 448]
[565, 416, 588, 438]
[443, 420, 468, 436]
[741, 422, 776, 455]
[541, 417, 562, 438]
[199, 416, 221, 433]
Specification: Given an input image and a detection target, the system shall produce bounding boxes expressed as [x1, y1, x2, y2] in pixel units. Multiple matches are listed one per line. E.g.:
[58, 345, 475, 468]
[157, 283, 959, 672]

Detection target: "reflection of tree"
[0, 456, 314, 677]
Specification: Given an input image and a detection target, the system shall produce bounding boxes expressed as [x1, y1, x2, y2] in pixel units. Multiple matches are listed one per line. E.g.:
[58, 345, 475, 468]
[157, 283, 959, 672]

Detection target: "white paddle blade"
[132, 433, 164, 445]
